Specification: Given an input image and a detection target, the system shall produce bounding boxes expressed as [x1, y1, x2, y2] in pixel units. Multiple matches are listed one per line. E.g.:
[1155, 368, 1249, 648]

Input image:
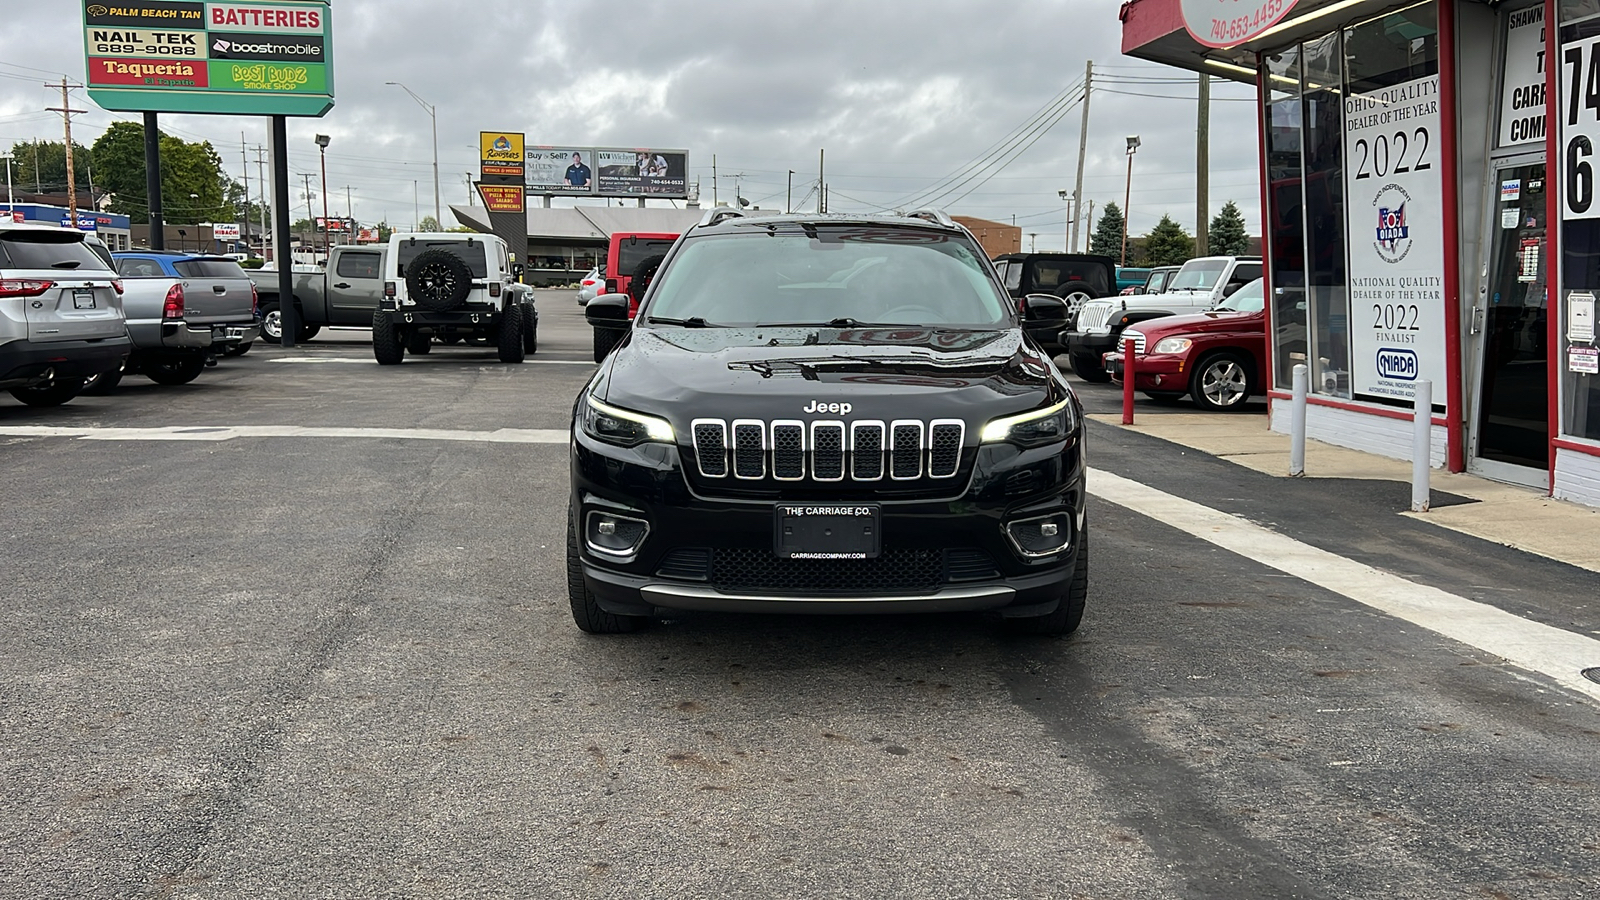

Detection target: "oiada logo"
[1376, 348, 1419, 381]
[1372, 184, 1414, 264]
[802, 400, 852, 415]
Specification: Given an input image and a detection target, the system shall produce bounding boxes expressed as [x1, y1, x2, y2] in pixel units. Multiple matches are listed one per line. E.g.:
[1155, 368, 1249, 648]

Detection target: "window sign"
[1343, 74, 1448, 402]
[1560, 34, 1600, 219]
[1500, 5, 1548, 147]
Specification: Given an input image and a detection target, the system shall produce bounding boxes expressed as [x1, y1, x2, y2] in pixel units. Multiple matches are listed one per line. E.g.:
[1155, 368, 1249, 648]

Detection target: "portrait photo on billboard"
[525, 147, 595, 195]
[595, 148, 688, 197]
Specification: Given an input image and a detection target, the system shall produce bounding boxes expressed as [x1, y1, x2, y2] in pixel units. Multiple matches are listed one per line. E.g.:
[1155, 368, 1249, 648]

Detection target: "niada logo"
[1375, 347, 1419, 381]
[1372, 184, 1413, 264]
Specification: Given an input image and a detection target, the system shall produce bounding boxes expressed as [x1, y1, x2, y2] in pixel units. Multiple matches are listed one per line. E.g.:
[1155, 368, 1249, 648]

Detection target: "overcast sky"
[0, 0, 1261, 247]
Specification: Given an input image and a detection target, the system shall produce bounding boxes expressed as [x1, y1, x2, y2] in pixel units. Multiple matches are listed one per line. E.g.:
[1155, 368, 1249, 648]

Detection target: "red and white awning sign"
[1181, 0, 1299, 49]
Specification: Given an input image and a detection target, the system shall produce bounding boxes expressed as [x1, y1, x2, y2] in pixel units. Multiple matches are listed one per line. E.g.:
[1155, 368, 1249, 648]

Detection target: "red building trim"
[1553, 437, 1600, 458]
[1545, 0, 1561, 491]
[1438, 0, 1467, 473]
[1268, 390, 1451, 426]
[1119, 0, 1185, 55]
[1256, 64, 1276, 395]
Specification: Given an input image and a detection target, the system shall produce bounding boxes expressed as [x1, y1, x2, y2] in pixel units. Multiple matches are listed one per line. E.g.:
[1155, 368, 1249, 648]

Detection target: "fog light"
[585, 510, 650, 559]
[1005, 513, 1073, 558]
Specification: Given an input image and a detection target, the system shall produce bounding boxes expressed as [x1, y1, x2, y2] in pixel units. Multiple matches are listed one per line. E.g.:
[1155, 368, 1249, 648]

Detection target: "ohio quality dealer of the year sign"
[81, 1, 333, 117]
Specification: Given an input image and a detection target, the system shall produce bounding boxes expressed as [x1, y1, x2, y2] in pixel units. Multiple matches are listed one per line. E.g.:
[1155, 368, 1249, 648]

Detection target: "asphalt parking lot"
[2, 291, 1597, 899]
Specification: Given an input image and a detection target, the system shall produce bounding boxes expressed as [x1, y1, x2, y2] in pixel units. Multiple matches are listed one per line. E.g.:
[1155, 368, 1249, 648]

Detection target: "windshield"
[1029, 260, 1111, 295]
[0, 231, 113, 271]
[1168, 259, 1227, 291]
[395, 240, 488, 279]
[1215, 278, 1265, 312]
[174, 258, 248, 279]
[645, 226, 1011, 328]
[618, 239, 676, 275]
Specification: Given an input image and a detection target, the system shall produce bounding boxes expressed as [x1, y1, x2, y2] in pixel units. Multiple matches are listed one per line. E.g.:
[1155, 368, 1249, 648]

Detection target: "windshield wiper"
[756, 317, 876, 328]
[648, 316, 719, 327]
[50, 260, 83, 269]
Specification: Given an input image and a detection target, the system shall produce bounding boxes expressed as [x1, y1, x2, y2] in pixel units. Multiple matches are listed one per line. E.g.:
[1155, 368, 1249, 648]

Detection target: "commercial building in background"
[3, 204, 132, 249]
[1121, 0, 1600, 507]
[953, 216, 1023, 257]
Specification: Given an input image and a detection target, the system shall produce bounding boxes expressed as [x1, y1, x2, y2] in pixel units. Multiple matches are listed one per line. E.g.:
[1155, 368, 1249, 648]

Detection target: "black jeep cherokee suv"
[569, 209, 1087, 634]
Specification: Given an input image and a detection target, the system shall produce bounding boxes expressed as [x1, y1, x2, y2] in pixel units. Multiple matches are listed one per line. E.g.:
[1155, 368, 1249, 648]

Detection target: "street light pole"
[315, 134, 331, 252]
[787, 170, 794, 214]
[387, 82, 440, 228]
[1122, 135, 1140, 267]
[1058, 189, 1073, 252]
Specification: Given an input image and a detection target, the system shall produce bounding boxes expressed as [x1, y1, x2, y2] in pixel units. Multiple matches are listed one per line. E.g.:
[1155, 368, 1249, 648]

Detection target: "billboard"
[212, 222, 241, 240]
[595, 148, 688, 198]
[479, 131, 524, 179]
[525, 147, 595, 195]
[81, 0, 334, 117]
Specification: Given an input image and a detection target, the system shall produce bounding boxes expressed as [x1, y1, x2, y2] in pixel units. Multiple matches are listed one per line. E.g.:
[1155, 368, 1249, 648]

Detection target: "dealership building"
[1121, 0, 1600, 507]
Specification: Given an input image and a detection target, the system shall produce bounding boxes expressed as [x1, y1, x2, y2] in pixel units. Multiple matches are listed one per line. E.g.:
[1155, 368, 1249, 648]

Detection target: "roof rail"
[698, 207, 748, 228]
[903, 208, 954, 227]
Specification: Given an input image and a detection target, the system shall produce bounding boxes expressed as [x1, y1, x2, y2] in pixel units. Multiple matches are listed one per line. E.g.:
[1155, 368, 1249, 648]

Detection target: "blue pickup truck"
[84, 252, 259, 393]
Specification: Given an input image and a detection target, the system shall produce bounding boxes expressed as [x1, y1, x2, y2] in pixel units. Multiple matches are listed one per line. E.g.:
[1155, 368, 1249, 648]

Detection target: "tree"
[417, 215, 441, 232]
[1090, 202, 1125, 259]
[1142, 215, 1194, 267]
[8, 139, 92, 195]
[1209, 200, 1250, 256]
[90, 121, 236, 225]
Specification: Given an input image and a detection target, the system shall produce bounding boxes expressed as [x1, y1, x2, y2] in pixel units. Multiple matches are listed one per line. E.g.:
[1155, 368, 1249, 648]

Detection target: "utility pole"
[818, 149, 825, 213]
[787, 170, 794, 213]
[46, 78, 86, 226]
[413, 180, 419, 231]
[465, 172, 473, 206]
[1071, 60, 1093, 253]
[299, 172, 315, 248]
[33, 140, 40, 194]
[254, 146, 269, 258]
[1084, 200, 1095, 251]
[340, 185, 354, 245]
[1196, 72, 1210, 256]
[712, 153, 717, 207]
[241, 133, 251, 249]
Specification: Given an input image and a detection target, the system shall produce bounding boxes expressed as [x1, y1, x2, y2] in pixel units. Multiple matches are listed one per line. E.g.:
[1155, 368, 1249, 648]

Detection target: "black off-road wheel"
[372, 309, 405, 365]
[593, 327, 622, 363]
[497, 304, 526, 364]
[9, 377, 84, 407]
[144, 354, 206, 386]
[521, 302, 538, 354]
[405, 249, 474, 311]
[1070, 351, 1111, 383]
[1003, 532, 1087, 636]
[567, 510, 648, 634]
[81, 365, 125, 395]
[405, 332, 433, 355]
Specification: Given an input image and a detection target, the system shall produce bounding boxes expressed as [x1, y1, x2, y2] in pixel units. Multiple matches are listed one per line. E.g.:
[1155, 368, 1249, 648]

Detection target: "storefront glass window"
[1264, 45, 1305, 388]
[1558, 5, 1600, 440]
[1303, 32, 1350, 397]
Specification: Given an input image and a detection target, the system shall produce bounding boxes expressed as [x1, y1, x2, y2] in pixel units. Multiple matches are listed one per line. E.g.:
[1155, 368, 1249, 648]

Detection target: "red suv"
[1104, 278, 1266, 411]
[586, 231, 680, 361]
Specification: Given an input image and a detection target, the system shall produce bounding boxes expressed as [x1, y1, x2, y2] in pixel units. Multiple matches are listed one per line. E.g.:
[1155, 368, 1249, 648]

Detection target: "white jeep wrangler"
[374, 232, 536, 364]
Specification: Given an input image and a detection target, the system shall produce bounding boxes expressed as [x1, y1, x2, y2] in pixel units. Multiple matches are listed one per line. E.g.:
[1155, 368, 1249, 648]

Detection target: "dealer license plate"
[215, 326, 245, 340]
[72, 289, 95, 309]
[774, 503, 880, 560]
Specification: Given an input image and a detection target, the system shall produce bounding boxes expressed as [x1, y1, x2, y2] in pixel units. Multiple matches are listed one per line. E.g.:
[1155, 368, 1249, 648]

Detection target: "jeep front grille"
[1077, 304, 1113, 333]
[691, 418, 965, 482]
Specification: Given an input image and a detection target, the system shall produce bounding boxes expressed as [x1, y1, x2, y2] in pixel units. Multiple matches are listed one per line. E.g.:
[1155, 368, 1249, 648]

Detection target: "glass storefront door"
[1470, 159, 1549, 481]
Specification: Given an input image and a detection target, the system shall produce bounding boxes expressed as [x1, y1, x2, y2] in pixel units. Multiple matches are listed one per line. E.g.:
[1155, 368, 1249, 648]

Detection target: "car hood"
[596, 326, 1061, 428]
[1134, 309, 1265, 339]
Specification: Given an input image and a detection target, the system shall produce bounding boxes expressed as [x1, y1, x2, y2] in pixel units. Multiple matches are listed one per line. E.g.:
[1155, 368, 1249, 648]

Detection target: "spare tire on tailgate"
[405, 249, 473, 311]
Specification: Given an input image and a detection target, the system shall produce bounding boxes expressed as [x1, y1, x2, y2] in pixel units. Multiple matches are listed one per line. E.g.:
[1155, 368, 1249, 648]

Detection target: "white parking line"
[267, 356, 594, 365]
[1087, 467, 1600, 703]
[0, 425, 568, 443]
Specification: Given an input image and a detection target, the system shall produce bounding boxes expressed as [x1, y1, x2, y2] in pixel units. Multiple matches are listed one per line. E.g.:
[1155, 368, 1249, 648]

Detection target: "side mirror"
[1021, 293, 1067, 322]
[585, 292, 631, 327]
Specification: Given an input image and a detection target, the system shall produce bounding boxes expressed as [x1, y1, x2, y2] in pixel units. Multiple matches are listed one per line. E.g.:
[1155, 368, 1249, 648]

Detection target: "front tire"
[144, 354, 206, 386]
[372, 310, 405, 365]
[9, 377, 84, 407]
[1003, 533, 1087, 636]
[497, 304, 526, 363]
[1070, 351, 1111, 383]
[522, 303, 538, 354]
[1191, 351, 1253, 412]
[567, 511, 648, 634]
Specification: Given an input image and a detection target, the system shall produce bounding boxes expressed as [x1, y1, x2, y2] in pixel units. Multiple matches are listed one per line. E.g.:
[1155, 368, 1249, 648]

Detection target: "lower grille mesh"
[711, 547, 943, 593]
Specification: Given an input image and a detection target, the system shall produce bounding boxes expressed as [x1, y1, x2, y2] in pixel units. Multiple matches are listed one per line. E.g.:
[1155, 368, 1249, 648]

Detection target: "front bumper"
[1062, 330, 1118, 359]
[381, 301, 505, 329]
[1105, 351, 1187, 391]
[571, 428, 1086, 618]
[0, 335, 131, 388]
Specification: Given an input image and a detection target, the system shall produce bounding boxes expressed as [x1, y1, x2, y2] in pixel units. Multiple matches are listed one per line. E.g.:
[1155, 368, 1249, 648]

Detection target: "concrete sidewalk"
[1090, 411, 1600, 574]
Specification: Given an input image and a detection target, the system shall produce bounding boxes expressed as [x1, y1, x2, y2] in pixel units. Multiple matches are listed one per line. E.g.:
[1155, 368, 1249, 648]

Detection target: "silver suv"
[0, 223, 130, 407]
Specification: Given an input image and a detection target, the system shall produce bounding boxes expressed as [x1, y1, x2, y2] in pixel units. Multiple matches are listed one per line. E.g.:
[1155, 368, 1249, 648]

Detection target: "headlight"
[980, 398, 1074, 447]
[578, 393, 675, 447]
[1151, 336, 1193, 355]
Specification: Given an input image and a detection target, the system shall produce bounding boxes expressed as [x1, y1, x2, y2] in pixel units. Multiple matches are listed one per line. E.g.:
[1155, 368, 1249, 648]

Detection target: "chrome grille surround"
[688, 417, 965, 482]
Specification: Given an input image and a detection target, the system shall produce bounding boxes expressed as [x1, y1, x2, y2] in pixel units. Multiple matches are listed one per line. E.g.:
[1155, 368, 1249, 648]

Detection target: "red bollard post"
[1121, 335, 1136, 425]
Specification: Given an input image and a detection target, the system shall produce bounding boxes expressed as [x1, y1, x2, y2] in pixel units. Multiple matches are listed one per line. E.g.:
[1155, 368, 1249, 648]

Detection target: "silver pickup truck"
[86, 252, 259, 392]
[249, 244, 387, 343]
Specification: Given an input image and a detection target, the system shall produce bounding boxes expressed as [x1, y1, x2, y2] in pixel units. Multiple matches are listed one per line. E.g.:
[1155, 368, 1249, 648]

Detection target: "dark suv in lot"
[570, 209, 1088, 635]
